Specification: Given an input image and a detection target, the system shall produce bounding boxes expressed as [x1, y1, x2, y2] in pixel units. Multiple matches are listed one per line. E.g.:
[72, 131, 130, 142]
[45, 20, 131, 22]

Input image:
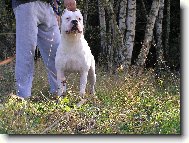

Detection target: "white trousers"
[14, 1, 61, 98]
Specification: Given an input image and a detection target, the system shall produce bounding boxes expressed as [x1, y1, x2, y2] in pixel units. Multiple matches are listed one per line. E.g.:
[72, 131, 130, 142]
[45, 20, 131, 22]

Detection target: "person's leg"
[14, 3, 38, 98]
[37, 3, 61, 94]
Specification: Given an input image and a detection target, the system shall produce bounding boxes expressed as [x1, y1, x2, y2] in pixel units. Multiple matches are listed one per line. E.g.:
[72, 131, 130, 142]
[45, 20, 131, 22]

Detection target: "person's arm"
[53, 0, 58, 8]
[54, 0, 77, 26]
[64, 0, 76, 11]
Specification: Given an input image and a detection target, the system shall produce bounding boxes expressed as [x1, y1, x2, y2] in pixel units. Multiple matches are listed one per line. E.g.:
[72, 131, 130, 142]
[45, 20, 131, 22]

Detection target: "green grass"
[0, 59, 180, 134]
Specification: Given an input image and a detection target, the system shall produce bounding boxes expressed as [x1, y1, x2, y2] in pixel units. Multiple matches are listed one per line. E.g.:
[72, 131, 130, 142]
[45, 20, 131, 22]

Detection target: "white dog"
[55, 9, 96, 97]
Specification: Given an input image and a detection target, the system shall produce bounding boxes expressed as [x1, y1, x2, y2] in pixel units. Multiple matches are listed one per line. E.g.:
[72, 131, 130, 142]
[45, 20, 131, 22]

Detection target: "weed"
[0, 60, 180, 134]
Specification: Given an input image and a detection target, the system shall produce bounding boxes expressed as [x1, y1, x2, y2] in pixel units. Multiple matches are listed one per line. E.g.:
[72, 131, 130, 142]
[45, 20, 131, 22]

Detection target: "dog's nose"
[71, 20, 78, 26]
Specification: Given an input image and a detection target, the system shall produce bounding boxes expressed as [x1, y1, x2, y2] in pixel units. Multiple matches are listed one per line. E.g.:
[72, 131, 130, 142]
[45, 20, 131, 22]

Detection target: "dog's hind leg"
[88, 64, 96, 95]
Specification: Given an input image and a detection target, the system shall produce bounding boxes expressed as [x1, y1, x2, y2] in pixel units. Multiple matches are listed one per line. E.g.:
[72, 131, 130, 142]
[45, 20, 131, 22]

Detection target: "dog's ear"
[62, 9, 68, 14]
[75, 9, 81, 13]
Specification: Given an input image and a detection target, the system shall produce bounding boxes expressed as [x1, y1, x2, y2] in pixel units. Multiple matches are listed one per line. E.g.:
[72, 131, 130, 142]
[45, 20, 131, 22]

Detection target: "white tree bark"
[136, 0, 160, 68]
[155, 0, 165, 71]
[123, 0, 136, 69]
[119, 0, 127, 35]
[83, 0, 88, 34]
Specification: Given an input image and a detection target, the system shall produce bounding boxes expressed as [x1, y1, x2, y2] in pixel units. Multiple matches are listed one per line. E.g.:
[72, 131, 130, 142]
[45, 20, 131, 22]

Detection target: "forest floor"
[0, 59, 180, 134]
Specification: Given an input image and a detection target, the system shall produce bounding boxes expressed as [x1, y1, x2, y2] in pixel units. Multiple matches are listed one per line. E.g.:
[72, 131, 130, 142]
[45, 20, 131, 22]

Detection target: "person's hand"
[64, 0, 76, 11]
[56, 15, 61, 27]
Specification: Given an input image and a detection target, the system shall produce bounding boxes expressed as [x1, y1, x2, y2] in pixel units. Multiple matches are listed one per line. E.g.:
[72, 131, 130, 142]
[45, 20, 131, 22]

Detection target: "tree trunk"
[136, 0, 160, 70]
[108, 0, 116, 72]
[100, 0, 125, 72]
[140, 0, 156, 50]
[83, 0, 88, 34]
[140, 0, 148, 18]
[119, 0, 127, 35]
[123, 0, 136, 71]
[155, 0, 165, 76]
[108, 0, 114, 71]
[98, 0, 107, 57]
[164, 0, 170, 64]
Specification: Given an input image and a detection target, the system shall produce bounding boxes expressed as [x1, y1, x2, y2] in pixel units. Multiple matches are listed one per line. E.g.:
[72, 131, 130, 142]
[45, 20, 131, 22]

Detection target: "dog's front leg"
[57, 70, 66, 96]
[79, 71, 88, 97]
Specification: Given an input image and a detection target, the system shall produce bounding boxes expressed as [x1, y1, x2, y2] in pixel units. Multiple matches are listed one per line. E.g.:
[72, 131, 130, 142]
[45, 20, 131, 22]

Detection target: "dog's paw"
[89, 88, 95, 95]
[79, 92, 86, 99]
[61, 92, 67, 97]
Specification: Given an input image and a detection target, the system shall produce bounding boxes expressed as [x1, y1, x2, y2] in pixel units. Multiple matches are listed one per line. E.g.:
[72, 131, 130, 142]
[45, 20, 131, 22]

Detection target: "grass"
[0, 59, 180, 134]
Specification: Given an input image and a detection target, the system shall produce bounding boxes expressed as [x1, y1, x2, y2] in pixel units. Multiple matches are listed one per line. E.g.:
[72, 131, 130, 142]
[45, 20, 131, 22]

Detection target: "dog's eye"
[78, 18, 81, 21]
[66, 17, 70, 20]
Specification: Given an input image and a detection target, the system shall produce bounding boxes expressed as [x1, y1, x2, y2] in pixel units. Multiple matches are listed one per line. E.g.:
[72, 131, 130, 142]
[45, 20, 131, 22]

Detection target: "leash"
[0, 55, 15, 66]
[50, 0, 63, 16]
[0, 1, 62, 64]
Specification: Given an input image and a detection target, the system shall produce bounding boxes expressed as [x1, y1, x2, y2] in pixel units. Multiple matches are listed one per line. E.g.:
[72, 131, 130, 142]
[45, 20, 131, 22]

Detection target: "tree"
[98, 0, 107, 67]
[164, 0, 170, 64]
[1, 0, 180, 72]
[0, 0, 15, 61]
[136, 0, 160, 71]
[99, 0, 125, 72]
[119, 0, 127, 35]
[123, 0, 136, 71]
[83, 0, 88, 33]
[155, 0, 165, 76]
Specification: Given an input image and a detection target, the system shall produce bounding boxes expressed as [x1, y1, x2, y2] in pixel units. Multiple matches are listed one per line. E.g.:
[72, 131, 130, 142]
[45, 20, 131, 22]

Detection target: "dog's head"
[61, 9, 84, 35]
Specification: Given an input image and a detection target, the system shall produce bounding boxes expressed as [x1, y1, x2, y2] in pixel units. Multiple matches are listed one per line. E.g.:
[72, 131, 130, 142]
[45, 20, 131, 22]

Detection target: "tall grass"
[0, 59, 180, 134]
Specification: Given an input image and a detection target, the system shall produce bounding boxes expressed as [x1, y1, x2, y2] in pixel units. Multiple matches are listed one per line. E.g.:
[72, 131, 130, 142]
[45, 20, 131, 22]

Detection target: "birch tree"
[83, 0, 88, 34]
[136, 0, 160, 70]
[155, 0, 165, 76]
[119, 0, 127, 35]
[99, 0, 125, 72]
[139, 0, 156, 48]
[107, 0, 114, 71]
[107, 0, 118, 72]
[98, 0, 106, 57]
[140, 0, 148, 17]
[123, 0, 136, 71]
[164, 0, 170, 63]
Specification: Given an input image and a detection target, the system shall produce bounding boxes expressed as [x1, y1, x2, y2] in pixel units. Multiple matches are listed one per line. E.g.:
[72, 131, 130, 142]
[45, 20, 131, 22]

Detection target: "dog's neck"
[62, 33, 84, 43]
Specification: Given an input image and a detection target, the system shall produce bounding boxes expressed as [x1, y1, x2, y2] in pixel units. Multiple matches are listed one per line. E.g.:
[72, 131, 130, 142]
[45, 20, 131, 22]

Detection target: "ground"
[0, 59, 180, 134]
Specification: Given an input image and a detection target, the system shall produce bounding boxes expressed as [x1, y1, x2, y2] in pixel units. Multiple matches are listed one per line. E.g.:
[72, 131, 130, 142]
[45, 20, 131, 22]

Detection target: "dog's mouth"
[66, 26, 82, 34]
[65, 29, 82, 34]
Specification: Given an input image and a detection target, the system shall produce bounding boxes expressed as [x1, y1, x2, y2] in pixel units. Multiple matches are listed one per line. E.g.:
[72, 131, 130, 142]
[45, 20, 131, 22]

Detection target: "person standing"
[12, 0, 76, 99]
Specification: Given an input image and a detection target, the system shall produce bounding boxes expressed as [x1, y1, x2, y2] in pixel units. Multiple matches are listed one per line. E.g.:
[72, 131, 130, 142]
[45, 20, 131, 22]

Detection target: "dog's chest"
[61, 47, 90, 71]
[64, 53, 83, 70]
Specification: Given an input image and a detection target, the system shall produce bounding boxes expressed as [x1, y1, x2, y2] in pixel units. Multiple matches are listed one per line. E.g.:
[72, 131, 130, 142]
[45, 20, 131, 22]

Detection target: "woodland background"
[0, 0, 180, 134]
[0, 0, 180, 73]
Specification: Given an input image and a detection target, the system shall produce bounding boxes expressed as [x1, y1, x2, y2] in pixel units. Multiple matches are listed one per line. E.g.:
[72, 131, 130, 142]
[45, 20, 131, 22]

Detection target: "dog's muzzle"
[66, 20, 82, 34]
[72, 20, 78, 29]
